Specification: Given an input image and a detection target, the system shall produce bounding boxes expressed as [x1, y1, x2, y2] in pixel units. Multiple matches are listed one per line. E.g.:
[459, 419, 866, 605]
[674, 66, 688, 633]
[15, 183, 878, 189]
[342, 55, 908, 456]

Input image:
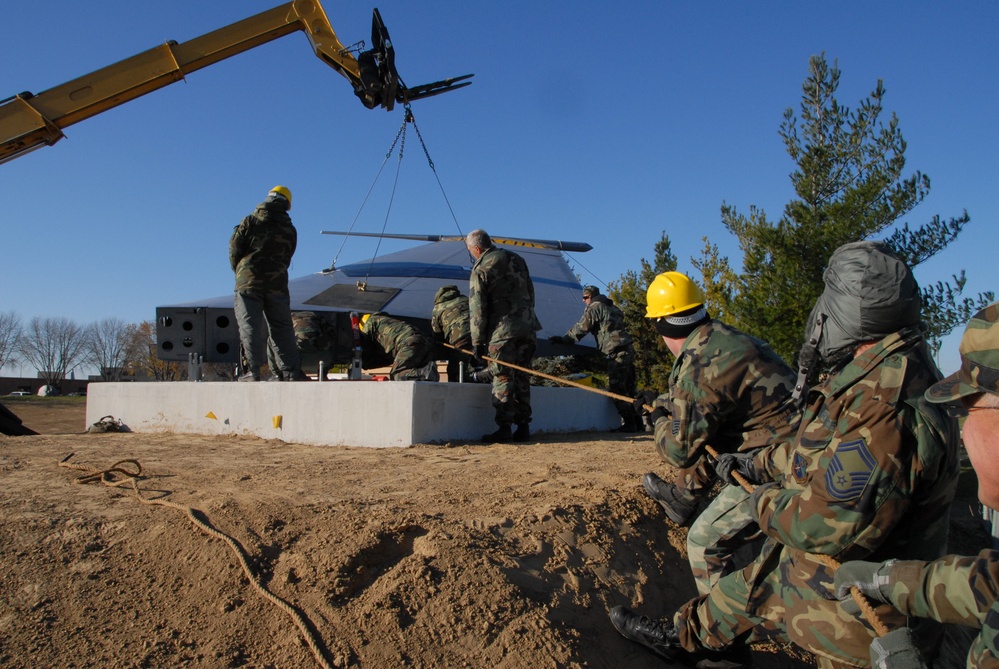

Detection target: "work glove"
[869, 628, 927, 669]
[832, 560, 894, 615]
[714, 451, 760, 485]
[632, 389, 660, 416]
[472, 344, 487, 366]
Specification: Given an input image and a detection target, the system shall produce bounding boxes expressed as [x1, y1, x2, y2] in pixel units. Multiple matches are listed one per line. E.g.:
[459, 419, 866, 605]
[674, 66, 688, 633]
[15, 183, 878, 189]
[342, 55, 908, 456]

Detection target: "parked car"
[8, 391, 31, 397]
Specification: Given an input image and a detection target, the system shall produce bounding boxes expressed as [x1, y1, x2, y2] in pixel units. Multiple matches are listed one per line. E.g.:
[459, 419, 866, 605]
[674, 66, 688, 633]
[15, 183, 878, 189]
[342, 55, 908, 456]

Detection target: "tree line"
[0, 315, 191, 385]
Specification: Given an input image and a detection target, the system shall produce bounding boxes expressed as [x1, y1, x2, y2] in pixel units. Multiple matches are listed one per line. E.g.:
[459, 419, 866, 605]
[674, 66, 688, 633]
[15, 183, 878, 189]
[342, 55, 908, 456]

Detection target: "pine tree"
[608, 232, 677, 389]
[699, 54, 991, 363]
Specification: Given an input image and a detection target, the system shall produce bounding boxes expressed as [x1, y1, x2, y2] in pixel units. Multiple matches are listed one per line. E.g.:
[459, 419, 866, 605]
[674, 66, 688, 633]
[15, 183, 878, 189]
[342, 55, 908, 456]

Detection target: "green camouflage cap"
[582, 285, 600, 297]
[927, 302, 999, 403]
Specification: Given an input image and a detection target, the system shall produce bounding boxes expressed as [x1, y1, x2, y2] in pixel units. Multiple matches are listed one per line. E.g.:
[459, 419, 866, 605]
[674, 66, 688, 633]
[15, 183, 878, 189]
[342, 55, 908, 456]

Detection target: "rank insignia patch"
[825, 438, 876, 501]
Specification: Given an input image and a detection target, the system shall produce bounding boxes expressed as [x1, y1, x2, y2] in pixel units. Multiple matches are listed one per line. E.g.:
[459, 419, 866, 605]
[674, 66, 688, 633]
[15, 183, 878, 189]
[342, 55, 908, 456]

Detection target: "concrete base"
[85, 381, 621, 448]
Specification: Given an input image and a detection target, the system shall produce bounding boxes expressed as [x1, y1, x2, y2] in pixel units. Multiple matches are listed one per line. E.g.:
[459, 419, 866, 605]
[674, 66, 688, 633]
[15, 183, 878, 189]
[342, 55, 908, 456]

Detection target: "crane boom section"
[0, 1, 369, 164]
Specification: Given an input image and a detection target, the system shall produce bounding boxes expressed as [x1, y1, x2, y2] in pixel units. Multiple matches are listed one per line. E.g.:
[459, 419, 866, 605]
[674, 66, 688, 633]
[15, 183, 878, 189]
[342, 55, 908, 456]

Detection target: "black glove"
[832, 560, 894, 615]
[714, 452, 760, 485]
[632, 389, 659, 416]
[869, 627, 926, 669]
[548, 335, 566, 345]
[472, 344, 487, 365]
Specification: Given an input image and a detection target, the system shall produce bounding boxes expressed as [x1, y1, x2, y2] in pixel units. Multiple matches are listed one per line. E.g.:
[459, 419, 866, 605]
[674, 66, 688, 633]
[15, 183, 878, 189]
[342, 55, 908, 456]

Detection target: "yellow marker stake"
[273, 415, 282, 429]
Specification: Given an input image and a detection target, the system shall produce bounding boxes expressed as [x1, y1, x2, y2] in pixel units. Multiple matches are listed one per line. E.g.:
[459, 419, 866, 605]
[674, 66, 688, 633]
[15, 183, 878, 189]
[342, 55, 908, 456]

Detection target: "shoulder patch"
[671, 419, 681, 435]
[825, 438, 877, 501]
[792, 453, 809, 483]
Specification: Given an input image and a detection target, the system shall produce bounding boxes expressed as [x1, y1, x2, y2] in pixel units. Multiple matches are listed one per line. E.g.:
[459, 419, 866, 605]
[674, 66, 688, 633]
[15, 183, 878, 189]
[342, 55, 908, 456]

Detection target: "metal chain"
[405, 104, 463, 238]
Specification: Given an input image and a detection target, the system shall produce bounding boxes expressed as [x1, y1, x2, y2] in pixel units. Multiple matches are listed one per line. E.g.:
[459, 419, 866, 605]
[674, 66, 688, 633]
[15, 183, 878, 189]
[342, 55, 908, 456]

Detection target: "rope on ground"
[57, 453, 338, 669]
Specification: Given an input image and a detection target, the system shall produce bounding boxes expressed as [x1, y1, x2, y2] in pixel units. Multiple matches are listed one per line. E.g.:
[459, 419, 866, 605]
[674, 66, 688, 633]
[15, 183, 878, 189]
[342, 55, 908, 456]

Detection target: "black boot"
[481, 425, 513, 443]
[642, 472, 698, 526]
[512, 423, 530, 442]
[613, 413, 639, 433]
[609, 606, 680, 661]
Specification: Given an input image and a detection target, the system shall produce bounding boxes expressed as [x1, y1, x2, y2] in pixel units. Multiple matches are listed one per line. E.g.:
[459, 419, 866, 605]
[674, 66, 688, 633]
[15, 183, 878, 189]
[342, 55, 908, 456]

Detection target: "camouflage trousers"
[441, 337, 473, 383]
[389, 335, 436, 381]
[607, 348, 638, 420]
[487, 336, 536, 426]
[674, 456, 718, 498]
[674, 540, 916, 667]
[267, 311, 333, 378]
[686, 484, 762, 596]
[234, 289, 300, 376]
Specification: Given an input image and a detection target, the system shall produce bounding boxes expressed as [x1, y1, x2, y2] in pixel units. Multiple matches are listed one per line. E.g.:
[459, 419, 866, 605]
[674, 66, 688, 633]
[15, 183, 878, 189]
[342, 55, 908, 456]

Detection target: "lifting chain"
[330, 103, 464, 281]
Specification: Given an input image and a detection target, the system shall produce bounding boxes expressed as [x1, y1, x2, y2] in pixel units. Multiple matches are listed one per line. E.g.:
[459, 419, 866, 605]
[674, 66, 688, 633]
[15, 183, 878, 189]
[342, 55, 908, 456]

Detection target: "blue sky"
[2, 1, 996, 375]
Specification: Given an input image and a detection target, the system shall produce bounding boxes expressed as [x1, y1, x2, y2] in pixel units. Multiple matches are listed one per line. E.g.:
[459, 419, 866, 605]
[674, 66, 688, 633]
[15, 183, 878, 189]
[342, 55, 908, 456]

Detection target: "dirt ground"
[0, 398, 986, 668]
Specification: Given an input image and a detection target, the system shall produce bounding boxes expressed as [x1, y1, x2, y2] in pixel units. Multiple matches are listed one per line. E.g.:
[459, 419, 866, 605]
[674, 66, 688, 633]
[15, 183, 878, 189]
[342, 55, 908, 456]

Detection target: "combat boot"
[238, 373, 260, 382]
[512, 423, 530, 442]
[642, 472, 698, 526]
[613, 414, 639, 433]
[420, 361, 440, 382]
[609, 606, 680, 661]
[481, 425, 513, 443]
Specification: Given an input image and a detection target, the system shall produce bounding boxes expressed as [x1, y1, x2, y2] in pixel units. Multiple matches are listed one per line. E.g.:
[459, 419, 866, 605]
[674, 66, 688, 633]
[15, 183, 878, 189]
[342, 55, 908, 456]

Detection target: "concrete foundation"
[85, 381, 621, 448]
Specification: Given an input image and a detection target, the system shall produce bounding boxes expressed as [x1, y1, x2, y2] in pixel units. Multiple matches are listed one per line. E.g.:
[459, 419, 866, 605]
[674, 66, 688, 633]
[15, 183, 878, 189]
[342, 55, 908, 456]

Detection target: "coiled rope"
[58, 454, 338, 669]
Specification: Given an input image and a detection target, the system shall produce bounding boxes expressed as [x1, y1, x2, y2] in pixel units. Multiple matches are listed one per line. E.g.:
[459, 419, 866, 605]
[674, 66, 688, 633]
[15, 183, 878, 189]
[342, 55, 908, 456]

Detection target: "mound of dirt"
[0, 400, 984, 668]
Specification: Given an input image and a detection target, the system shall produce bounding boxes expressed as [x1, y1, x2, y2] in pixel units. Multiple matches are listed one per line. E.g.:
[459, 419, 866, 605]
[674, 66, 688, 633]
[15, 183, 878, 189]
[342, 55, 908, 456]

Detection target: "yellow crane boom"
[0, 0, 471, 164]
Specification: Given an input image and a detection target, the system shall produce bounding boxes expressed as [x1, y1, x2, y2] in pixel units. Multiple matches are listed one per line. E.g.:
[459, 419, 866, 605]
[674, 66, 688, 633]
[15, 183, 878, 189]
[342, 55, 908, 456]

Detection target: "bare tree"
[129, 321, 186, 381]
[0, 310, 23, 372]
[82, 317, 133, 381]
[18, 316, 88, 386]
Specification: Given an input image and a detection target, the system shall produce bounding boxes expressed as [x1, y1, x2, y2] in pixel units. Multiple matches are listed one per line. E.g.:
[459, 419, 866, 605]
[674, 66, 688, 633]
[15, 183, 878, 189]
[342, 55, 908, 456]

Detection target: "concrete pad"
[85, 381, 621, 447]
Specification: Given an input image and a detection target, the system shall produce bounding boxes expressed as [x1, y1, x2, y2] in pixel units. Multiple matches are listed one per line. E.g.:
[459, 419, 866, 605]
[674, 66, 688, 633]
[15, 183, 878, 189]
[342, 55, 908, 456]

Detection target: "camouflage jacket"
[564, 294, 634, 355]
[363, 313, 433, 360]
[883, 550, 999, 666]
[431, 285, 471, 347]
[468, 247, 541, 346]
[751, 326, 960, 564]
[653, 319, 798, 468]
[229, 200, 297, 293]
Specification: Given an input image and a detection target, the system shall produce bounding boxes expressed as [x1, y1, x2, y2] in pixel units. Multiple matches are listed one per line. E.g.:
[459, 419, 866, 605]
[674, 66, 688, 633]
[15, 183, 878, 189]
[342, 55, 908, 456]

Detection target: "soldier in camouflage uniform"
[549, 285, 641, 432]
[266, 311, 333, 380]
[611, 242, 960, 669]
[465, 229, 541, 443]
[431, 285, 473, 383]
[833, 301, 999, 669]
[229, 186, 306, 382]
[360, 312, 439, 381]
[632, 271, 798, 595]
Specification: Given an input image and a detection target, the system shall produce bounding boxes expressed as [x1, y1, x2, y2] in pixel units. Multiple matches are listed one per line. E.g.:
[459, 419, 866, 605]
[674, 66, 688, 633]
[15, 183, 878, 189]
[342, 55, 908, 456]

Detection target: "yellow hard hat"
[269, 185, 292, 208]
[645, 271, 703, 319]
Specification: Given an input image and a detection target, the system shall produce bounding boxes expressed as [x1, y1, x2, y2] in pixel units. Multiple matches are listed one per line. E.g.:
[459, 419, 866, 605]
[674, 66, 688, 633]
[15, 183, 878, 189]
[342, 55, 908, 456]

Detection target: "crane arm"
[0, 0, 471, 164]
